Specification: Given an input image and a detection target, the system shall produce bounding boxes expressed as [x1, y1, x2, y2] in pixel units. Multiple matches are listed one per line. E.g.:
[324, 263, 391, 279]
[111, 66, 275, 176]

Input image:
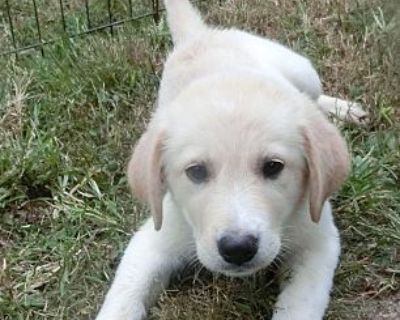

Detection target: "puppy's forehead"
[170, 110, 297, 148]
[162, 77, 307, 157]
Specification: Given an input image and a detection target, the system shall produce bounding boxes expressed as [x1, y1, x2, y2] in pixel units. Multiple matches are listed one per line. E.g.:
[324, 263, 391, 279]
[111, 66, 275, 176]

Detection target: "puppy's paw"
[96, 301, 147, 320]
[272, 308, 322, 320]
[317, 95, 370, 126]
[339, 101, 369, 125]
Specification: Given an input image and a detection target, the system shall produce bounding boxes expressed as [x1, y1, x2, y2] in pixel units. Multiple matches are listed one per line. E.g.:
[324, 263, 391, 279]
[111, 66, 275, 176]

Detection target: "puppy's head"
[128, 74, 349, 276]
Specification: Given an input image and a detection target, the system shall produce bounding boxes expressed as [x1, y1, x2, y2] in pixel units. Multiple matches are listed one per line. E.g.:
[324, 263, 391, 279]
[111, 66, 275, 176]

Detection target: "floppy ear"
[127, 126, 165, 230]
[303, 116, 350, 223]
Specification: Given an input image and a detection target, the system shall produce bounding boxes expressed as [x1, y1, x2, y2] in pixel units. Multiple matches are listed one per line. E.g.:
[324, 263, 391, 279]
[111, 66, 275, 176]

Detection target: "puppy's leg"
[272, 205, 340, 320]
[318, 94, 368, 125]
[96, 196, 193, 320]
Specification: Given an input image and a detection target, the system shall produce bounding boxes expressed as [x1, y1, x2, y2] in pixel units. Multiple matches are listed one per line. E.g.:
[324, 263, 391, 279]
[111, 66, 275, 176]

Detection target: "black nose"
[217, 234, 258, 265]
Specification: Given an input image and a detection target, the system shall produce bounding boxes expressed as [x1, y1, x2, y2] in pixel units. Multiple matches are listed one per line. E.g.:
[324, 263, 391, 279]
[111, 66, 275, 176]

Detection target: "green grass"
[0, 0, 399, 319]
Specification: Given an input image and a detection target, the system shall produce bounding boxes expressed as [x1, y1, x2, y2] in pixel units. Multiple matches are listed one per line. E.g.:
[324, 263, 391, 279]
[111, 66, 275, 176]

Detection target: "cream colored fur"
[96, 1, 367, 319]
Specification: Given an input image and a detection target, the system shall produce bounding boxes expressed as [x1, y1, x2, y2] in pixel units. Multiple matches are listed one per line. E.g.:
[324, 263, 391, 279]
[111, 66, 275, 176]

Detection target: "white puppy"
[96, 1, 365, 319]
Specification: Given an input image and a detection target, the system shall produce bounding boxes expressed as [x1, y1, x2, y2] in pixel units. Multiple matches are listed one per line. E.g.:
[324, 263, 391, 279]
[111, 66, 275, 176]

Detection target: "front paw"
[272, 307, 323, 320]
[96, 301, 147, 320]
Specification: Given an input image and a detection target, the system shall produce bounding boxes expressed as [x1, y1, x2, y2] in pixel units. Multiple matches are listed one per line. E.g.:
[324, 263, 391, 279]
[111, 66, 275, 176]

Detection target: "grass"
[0, 0, 399, 319]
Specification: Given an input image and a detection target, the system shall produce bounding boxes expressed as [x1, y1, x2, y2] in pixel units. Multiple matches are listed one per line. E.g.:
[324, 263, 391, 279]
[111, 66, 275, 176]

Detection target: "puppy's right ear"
[127, 125, 165, 230]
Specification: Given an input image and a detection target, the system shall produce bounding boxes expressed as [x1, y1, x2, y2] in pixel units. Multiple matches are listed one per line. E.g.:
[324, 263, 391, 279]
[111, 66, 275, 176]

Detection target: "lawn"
[0, 0, 399, 319]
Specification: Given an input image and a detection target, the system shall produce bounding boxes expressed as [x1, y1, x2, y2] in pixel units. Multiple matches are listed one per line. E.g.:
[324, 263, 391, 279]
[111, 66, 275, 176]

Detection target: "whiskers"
[183, 242, 199, 268]
[186, 253, 201, 270]
[270, 230, 297, 270]
[179, 242, 210, 285]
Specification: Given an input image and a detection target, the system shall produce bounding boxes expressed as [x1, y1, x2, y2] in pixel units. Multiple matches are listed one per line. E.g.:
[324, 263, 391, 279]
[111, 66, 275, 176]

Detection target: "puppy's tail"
[164, 0, 207, 45]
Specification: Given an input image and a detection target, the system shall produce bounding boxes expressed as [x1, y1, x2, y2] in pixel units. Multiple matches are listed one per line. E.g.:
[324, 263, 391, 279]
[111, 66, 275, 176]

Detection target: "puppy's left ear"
[127, 125, 165, 230]
[303, 114, 350, 223]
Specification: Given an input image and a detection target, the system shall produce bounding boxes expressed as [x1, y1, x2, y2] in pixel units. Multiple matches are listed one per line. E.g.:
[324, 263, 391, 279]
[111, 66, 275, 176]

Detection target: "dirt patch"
[366, 292, 400, 320]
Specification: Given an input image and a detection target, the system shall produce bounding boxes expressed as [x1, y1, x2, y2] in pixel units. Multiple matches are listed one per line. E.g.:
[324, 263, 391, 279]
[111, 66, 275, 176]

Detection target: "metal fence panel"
[1, 0, 161, 58]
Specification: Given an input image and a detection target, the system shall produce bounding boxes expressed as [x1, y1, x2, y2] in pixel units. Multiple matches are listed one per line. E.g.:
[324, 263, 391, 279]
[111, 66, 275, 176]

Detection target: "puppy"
[96, 1, 366, 319]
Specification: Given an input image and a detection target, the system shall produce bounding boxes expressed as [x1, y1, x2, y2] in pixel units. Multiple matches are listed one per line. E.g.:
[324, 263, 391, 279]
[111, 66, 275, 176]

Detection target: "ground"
[0, 0, 399, 319]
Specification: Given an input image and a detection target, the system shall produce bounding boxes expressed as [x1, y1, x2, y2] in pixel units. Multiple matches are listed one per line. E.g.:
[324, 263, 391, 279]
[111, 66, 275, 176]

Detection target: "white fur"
[96, 1, 363, 319]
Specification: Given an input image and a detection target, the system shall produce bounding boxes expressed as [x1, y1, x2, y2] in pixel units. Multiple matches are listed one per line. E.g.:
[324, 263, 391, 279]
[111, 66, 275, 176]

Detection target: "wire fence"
[1, 0, 161, 58]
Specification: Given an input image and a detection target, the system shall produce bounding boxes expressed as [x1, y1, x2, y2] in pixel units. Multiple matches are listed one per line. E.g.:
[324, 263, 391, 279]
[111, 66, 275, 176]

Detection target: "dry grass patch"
[0, 72, 31, 138]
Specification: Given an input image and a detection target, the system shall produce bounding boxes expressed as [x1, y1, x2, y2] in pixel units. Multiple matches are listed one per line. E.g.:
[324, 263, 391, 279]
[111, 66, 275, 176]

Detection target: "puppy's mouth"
[220, 264, 260, 277]
[196, 255, 262, 277]
[207, 258, 269, 277]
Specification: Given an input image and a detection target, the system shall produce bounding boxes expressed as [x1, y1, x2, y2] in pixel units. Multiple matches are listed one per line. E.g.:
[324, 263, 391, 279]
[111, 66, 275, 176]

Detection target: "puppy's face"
[164, 78, 308, 276]
[166, 124, 305, 275]
[129, 75, 349, 277]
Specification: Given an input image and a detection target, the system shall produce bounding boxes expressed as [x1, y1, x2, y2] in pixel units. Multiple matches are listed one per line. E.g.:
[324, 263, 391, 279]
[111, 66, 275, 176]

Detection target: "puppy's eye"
[185, 164, 208, 183]
[262, 159, 284, 178]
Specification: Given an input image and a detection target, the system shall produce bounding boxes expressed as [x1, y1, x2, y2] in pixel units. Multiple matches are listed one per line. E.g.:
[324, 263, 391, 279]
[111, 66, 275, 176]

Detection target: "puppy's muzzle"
[217, 233, 259, 266]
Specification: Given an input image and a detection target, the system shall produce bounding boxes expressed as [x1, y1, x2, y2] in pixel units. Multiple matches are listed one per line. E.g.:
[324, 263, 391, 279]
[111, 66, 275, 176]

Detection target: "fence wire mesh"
[1, 0, 161, 58]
